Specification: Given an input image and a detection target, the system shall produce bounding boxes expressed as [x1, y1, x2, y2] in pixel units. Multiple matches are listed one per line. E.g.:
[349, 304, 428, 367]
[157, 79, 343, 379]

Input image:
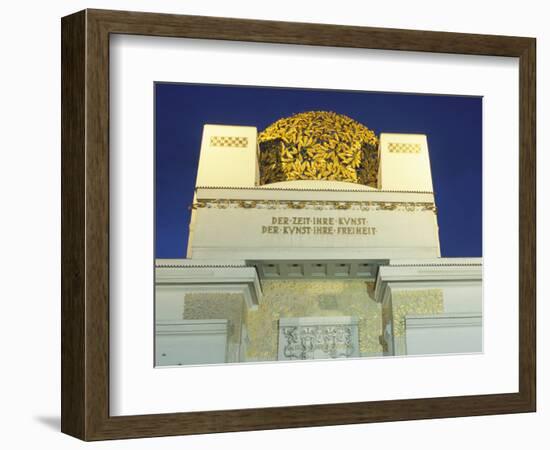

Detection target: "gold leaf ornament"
[258, 111, 379, 187]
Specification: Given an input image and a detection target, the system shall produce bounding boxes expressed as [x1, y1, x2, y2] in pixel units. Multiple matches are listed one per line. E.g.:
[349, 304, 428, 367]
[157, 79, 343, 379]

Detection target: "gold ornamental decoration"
[191, 198, 437, 213]
[258, 111, 379, 187]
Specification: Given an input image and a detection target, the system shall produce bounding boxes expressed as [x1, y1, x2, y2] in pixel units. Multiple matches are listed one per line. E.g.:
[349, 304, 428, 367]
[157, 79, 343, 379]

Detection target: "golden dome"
[258, 111, 379, 187]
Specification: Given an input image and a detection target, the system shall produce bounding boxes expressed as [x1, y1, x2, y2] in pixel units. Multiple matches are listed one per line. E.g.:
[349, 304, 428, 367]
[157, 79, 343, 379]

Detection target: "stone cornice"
[374, 262, 483, 303]
[196, 185, 434, 194]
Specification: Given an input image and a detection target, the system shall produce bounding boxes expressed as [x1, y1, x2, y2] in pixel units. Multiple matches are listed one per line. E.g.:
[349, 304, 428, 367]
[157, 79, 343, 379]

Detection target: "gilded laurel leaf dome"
[258, 111, 379, 187]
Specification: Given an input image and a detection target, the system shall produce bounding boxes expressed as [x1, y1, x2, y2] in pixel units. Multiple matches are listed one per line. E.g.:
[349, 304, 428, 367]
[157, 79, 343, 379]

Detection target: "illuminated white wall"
[379, 133, 434, 192]
[195, 124, 258, 187]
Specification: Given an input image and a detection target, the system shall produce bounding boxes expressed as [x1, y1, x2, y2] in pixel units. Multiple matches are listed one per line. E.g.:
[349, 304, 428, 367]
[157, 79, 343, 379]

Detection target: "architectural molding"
[156, 265, 262, 309]
[196, 185, 435, 194]
[191, 198, 437, 213]
[374, 259, 482, 303]
[252, 260, 383, 280]
[404, 313, 482, 329]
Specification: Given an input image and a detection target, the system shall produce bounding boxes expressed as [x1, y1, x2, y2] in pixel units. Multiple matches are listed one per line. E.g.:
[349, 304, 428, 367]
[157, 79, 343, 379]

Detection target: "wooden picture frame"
[61, 9, 536, 441]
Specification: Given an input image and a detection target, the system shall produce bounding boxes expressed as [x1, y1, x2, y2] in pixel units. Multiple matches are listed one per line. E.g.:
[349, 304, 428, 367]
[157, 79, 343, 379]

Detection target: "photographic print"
[60, 11, 535, 439]
[154, 83, 482, 366]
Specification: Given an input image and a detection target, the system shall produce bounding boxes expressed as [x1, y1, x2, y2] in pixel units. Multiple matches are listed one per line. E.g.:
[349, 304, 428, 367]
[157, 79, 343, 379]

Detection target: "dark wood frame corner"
[61, 8, 536, 441]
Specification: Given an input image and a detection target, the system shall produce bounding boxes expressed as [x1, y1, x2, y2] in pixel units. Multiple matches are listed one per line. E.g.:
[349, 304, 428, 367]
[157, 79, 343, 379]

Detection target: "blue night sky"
[155, 83, 482, 259]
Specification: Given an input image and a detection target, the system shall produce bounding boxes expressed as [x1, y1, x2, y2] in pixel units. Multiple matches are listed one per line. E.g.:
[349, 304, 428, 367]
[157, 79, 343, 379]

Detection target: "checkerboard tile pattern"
[210, 136, 249, 148]
[388, 142, 421, 153]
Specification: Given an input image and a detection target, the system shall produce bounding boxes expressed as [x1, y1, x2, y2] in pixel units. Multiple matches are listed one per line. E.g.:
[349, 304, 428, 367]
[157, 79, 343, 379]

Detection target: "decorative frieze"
[388, 142, 421, 154]
[278, 316, 360, 360]
[191, 198, 437, 213]
[210, 136, 249, 148]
